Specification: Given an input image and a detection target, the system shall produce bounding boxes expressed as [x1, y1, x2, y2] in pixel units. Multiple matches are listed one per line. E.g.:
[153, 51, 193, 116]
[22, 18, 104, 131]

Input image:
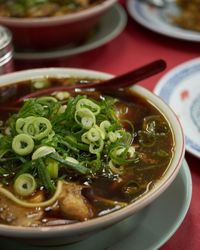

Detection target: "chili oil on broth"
[0, 77, 174, 227]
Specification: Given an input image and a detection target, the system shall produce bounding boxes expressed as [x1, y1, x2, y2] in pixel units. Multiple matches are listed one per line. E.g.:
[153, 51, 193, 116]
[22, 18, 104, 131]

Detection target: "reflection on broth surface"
[0, 77, 174, 227]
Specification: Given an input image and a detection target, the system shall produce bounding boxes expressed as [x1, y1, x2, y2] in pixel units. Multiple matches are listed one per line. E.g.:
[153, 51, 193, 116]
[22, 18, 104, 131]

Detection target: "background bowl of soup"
[0, 0, 117, 51]
[0, 68, 185, 246]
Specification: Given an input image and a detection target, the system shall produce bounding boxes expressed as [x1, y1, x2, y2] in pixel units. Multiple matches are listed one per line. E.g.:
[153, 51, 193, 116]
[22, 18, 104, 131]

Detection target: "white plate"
[154, 57, 200, 158]
[1, 159, 192, 250]
[126, 0, 200, 42]
[13, 4, 127, 61]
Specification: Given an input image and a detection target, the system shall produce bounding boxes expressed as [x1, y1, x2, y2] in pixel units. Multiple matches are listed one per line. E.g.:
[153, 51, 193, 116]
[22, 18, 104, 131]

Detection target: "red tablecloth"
[14, 1, 200, 249]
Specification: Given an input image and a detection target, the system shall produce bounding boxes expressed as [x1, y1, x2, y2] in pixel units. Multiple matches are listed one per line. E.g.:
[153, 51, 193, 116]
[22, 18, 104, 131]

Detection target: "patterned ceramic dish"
[154, 57, 200, 158]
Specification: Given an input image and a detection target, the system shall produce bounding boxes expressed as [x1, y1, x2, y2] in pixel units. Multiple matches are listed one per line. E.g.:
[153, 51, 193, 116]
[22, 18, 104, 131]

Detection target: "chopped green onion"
[36, 158, 55, 192]
[46, 159, 59, 179]
[16, 118, 26, 134]
[64, 135, 89, 151]
[81, 116, 94, 129]
[94, 125, 105, 140]
[59, 138, 80, 153]
[32, 78, 49, 89]
[25, 117, 52, 140]
[16, 116, 35, 134]
[108, 131, 117, 142]
[16, 116, 52, 140]
[138, 131, 156, 147]
[115, 146, 126, 156]
[37, 96, 58, 103]
[89, 139, 104, 154]
[109, 160, 124, 175]
[15, 160, 33, 178]
[65, 156, 79, 164]
[32, 146, 56, 160]
[76, 98, 100, 115]
[81, 132, 90, 144]
[12, 134, 34, 156]
[100, 120, 111, 132]
[143, 115, 169, 135]
[49, 153, 90, 175]
[14, 173, 36, 196]
[87, 127, 101, 142]
[53, 91, 70, 101]
[58, 105, 67, 114]
[109, 145, 136, 165]
[75, 108, 96, 128]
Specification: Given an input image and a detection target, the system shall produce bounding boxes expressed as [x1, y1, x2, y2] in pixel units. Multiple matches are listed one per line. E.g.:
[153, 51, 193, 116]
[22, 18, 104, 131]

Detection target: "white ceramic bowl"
[0, 0, 117, 51]
[0, 68, 185, 246]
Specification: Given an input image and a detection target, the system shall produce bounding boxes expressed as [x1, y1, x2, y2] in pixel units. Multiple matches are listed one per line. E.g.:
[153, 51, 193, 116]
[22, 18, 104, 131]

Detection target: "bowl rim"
[0, 67, 185, 238]
[0, 0, 117, 27]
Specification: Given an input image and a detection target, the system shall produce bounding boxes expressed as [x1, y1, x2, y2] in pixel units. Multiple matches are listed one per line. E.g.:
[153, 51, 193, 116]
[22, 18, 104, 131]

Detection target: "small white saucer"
[13, 4, 127, 60]
[1, 159, 192, 250]
[154, 57, 200, 158]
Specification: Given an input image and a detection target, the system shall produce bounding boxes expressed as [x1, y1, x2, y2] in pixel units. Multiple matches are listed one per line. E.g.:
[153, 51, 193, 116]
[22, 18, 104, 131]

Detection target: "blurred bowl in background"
[0, 0, 117, 51]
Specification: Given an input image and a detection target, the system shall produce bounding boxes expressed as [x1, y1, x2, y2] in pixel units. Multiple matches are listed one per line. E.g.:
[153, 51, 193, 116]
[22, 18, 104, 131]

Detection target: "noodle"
[0, 181, 62, 208]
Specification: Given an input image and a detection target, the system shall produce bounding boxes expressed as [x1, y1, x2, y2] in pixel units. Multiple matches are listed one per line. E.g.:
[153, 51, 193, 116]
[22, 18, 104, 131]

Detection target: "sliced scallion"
[49, 153, 90, 175]
[14, 173, 36, 196]
[12, 134, 34, 156]
[32, 146, 56, 160]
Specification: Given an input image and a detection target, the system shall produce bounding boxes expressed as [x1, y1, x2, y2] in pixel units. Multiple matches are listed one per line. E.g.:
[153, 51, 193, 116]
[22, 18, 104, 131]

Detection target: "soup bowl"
[0, 68, 185, 246]
[0, 0, 117, 51]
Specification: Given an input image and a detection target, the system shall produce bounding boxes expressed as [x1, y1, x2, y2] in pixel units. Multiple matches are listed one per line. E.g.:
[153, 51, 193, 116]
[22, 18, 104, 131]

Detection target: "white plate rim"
[154, 57, 200, 158]
[13, 4, 127, 60]
[146, 159, 192, 250]
[126, 0, 200, 42]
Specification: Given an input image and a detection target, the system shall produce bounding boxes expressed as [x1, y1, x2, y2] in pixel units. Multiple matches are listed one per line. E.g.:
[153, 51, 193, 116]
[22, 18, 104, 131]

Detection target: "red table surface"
[14, 1, 200, 249]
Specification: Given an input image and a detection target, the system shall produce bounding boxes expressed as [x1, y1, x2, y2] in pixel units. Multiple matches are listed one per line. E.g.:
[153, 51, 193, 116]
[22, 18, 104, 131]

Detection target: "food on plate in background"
[172, 0, 200, 32]
[0, 0, 105, 18]
[0, 76, 174, 227]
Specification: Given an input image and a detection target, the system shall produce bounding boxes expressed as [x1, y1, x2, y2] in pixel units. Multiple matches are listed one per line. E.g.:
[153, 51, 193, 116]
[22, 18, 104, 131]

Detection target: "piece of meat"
[0, 194, 43, 227]
[58, 182, 93, 221]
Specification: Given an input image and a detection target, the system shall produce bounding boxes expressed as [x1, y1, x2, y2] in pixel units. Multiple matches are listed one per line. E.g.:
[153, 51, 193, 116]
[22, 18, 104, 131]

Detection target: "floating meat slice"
[58, 183, 93, 221]
[0, 194, 43, 227]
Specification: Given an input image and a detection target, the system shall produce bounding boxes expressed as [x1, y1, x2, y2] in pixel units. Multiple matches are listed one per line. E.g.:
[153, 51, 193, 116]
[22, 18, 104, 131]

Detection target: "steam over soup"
[0, 77, 174, 227]
[0, 0, 105, 18]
